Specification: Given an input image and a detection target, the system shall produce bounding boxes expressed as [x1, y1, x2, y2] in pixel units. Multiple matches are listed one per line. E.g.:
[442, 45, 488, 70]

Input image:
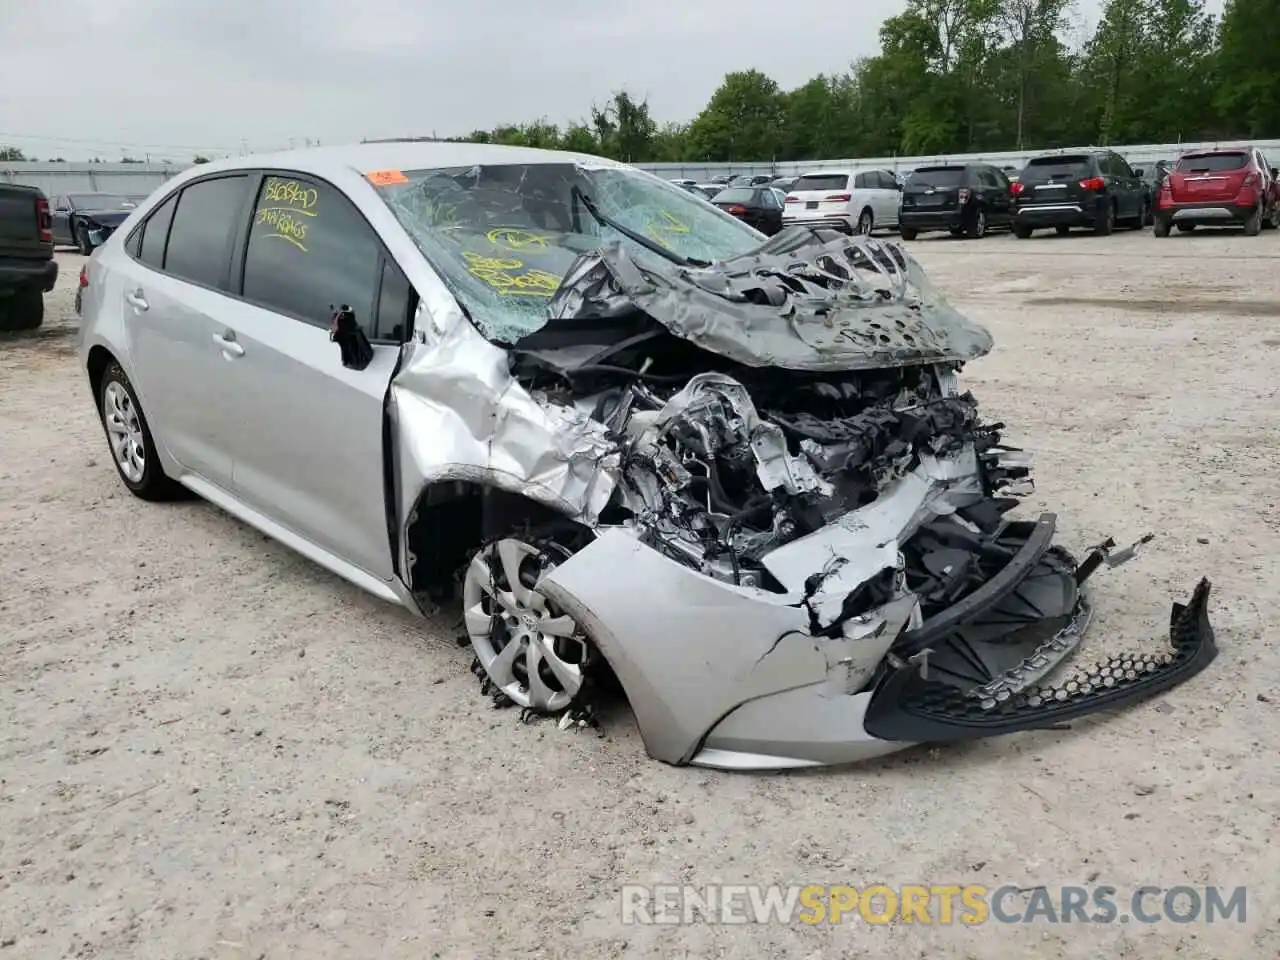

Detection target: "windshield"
[374, 162, 764, 343]
[70, 194, 136, 210]
[911, 167, 965, 187]
[1176, 152, 1248, 173]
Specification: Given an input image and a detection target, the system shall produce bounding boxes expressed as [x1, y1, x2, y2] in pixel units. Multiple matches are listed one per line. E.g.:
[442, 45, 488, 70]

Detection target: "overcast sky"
[1, 0, 1226, 161]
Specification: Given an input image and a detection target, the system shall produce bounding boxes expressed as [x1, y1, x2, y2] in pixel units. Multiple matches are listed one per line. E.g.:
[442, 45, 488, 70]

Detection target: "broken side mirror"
[329, 304, 374, 371]
[1271, 167, 1278, 180]
[1133, 168, 1145, 178]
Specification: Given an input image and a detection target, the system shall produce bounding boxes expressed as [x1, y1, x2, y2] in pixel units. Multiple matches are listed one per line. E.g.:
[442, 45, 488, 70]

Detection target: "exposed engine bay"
[392, 226, 1216, 768]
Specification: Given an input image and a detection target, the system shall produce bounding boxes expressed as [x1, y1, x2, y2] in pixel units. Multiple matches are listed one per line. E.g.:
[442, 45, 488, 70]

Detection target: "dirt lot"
[2, 230, 1278, 959]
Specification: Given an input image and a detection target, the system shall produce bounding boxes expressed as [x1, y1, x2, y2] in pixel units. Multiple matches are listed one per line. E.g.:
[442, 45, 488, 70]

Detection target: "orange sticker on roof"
[366, 169, 408, 186]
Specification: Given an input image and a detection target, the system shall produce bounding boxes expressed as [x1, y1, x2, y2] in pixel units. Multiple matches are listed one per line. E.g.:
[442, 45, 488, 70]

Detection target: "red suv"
[1154, 146, 1280, 236]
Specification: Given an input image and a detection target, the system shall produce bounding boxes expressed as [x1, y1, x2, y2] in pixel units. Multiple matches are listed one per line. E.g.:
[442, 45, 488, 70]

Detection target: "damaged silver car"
[76, 143, 1216, 770]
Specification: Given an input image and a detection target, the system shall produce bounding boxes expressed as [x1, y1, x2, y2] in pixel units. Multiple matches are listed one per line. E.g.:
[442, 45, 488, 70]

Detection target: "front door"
[216, 171, 401, 582]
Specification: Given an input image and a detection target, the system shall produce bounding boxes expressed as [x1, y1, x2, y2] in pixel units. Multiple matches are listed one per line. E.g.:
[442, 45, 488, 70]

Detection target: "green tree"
[687, 70, 786, 161]
[0, 146, 27, 161]
[1215, 0, 1280, 137]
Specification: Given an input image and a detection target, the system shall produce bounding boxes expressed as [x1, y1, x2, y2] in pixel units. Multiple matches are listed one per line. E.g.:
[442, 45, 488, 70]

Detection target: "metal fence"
[0, 162, 186, 198]
[6, 138, 1280, 195]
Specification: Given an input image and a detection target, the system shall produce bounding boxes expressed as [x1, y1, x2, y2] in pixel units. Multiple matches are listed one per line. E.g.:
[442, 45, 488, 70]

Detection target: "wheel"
[1144, 201, 1156, 227]
[1243, 206, 1262, 236]
[964, 208, 987, 239]
[462, 533, 595, 714]
[899, 226, 918, 241]
[1055, 225, 1071, 236]
[1133, 202, 1149, 229]
[948, 227, 964, 238]
[76, 223, 93, 256]
[0, 286, 43, 332]
[1013, 223, 1033, 239]
[1154, 217, 1171, 238]
[1176, 222, 1196, 233]
[856, 209, 874, 235]
[1094, 203, 1115, 236]
[1269, 204, 1280, 229]
[97, 362, 187, 501]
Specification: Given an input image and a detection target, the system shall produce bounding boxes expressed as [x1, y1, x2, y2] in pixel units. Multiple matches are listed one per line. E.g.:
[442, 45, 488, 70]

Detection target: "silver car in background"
[77, 143, 1215, 769]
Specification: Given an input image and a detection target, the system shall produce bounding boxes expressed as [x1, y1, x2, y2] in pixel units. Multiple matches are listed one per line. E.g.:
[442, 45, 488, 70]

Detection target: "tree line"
[455, 0, 1276, 163]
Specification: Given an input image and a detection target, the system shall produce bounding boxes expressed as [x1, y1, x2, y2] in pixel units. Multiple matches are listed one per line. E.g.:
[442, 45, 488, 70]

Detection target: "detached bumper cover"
[863, 578, 1215, 742]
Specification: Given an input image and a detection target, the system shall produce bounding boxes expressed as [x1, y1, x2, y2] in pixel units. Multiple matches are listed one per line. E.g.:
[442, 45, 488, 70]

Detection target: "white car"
[783, 169, 902, 235]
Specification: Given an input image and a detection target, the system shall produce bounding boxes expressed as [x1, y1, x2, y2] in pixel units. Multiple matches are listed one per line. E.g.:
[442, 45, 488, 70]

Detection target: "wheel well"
[404, 481, 578, 601]
[86, 346, 115, 407]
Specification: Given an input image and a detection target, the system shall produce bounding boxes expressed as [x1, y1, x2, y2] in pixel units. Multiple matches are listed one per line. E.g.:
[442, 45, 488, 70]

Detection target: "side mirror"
[1271, 167, 1278, 179]
[329, 304, 373, 370]
[1133, 168, 1145, 178]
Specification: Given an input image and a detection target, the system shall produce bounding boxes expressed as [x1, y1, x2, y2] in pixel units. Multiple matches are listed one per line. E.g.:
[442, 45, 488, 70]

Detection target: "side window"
[241, 174, 381, 332]
[761, 189, 778, 209]
[138, 193, 177, 269]
[165, 176, 251, 289]
[854, 172, 870, 189]
[375, 258, 413, 342]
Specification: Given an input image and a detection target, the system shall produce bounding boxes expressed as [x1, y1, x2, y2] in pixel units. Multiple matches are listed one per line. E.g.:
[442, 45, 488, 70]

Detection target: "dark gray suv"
[1011, 150, 1149, 238]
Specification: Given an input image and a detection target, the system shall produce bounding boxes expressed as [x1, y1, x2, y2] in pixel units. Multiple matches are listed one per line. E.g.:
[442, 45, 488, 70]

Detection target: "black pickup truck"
[0, 183, 58, 331]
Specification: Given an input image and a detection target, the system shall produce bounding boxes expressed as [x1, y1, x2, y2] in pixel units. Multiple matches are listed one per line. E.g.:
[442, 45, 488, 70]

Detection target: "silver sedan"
[76, 143, 1216, 769]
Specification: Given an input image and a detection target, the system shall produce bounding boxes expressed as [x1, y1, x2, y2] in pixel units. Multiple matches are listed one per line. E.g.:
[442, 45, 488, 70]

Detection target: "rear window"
[713, 188, 755, 203]
[911, 167, 966, 187]
[1175, 152, 1248, 173]
[791, 174, 850, 193]
[1022, 155, 1093, 181]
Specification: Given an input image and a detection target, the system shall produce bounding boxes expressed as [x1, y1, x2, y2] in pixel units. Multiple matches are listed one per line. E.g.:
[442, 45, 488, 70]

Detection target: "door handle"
[125, 289, 149, 311]
[212, 332, 245, 358]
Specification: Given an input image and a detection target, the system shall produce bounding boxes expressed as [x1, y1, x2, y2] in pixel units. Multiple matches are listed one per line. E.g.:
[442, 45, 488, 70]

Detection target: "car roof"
[169, 141, 630, 182]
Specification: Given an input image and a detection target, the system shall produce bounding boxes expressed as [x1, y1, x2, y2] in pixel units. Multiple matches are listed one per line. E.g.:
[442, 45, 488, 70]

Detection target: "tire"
[899, 226, 918, 241]
[0, 286, 44, 332]
[76, 224, 93, 256]
[1094, 202, 1115, 236]
[97, 362, 187, 501]
[1144, 202, 1156, 227]
[1243, 206, 1262, 236]
[1154, 217, 1171, 238]
[1133, 202, 1149, 230]
[1176, 222, 1196, 233]
[948, 227, 964, 238]
[1055, 225, 1071, 236]
[856, 209, 874, 235]
[964, 208, 987, 239]
[1013, 223, 1033, 239]
[462, 528, 598, 717]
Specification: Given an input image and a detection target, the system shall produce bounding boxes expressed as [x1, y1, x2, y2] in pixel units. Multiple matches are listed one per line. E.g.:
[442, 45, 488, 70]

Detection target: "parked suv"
[1153, 147, 1280, 237]
[0, 184, 58, 331]
[783, 169, 901, 235]
[898, 164, 1014, 240]
[1011, 150, 1149, 237]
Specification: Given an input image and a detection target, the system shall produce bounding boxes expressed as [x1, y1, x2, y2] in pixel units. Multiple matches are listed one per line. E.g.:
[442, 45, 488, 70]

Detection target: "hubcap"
[102, 381, 145, 483]
[976, 212, 986, 236]
[859, 214, 872, 235]
[461, 538, 589, 712]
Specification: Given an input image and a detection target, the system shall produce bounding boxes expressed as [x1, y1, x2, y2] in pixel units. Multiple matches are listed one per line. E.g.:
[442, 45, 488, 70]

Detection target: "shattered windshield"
[373, 163, 765, 342]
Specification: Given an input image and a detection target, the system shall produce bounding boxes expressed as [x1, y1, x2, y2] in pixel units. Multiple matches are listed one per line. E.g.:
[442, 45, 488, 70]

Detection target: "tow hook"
[1076, 533, 1155, 584]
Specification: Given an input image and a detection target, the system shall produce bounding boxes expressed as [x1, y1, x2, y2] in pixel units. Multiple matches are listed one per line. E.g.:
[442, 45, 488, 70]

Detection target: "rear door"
[122, 175, 254, 487]
[1170, 151, 1250, 204]
[870, 170, 900, 225]
[784, 172, 852, 219]
[216, 171, 406, 582]
[1018, 154, 1094, 210]
[979, 167, 1013, 223]
[1108, 153, 1141, 218]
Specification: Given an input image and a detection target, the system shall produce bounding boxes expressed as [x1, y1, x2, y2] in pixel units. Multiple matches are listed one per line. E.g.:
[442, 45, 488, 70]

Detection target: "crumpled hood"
[545, 228, 994, 372]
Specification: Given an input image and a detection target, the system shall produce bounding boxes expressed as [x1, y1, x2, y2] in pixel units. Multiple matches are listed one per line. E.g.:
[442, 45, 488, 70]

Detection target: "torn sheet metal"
[547, 231, 995, 372]
[389, 303, 620, 531]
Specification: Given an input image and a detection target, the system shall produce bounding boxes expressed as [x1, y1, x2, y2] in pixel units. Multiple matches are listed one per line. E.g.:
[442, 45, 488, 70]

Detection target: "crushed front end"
[433, 228, 1216, 768]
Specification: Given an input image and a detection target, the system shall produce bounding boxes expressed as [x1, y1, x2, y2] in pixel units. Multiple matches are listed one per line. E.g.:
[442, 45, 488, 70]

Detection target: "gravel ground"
[2, 231, 1278, 959]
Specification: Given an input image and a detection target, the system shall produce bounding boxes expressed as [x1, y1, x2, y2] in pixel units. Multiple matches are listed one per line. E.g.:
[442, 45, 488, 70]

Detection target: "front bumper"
[536, 460, 1216, 769]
